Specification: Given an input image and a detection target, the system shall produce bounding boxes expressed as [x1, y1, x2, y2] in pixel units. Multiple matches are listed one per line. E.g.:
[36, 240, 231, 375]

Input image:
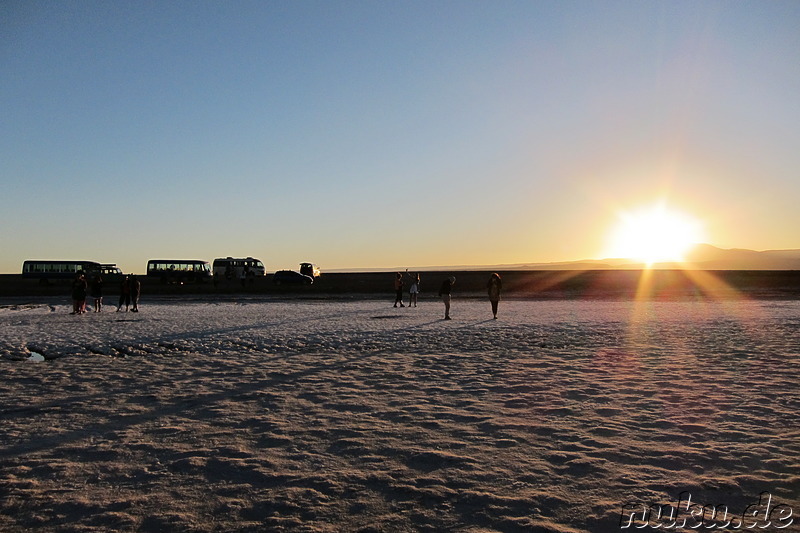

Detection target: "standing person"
[393, 272, 405, 308]
[117, 275, 131, 312]
[407, 272, 420, 308]
[129, 275, 141, 312]
[71, 273, 88, 315]
[438, 276, 455, 320]
[90, 274, 103, 313]
[487, 272, 502, 319]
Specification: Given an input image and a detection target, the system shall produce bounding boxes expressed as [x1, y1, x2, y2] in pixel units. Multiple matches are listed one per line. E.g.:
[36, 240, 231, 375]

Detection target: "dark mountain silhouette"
[332, 245, 800, 272]
[514, 244, 800, 271]
[680, 244, 800, 270]
[436, 245, 800, 271]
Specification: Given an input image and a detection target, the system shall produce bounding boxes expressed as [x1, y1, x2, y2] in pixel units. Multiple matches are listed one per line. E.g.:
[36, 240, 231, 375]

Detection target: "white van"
[212, 257, 266, 280]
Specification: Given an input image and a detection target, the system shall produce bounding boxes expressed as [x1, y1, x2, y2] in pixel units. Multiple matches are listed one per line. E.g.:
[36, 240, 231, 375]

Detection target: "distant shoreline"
[1, 270, 799, 300]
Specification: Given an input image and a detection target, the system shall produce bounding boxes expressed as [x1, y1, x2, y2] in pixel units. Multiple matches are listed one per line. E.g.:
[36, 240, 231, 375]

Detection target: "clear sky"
[2, 1, 799, 274]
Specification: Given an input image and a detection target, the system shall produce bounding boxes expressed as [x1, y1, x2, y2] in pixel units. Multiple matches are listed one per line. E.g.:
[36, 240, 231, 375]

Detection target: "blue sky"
[2, 1, 799, 273]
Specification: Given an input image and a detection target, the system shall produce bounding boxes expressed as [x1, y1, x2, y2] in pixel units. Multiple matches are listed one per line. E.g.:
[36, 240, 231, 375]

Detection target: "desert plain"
[0, 281, 798, 532]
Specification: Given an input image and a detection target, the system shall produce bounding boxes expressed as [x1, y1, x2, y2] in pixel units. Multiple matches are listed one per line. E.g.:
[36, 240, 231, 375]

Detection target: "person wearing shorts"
[408, 273, 420, 308]
[90, 275, 103, 313]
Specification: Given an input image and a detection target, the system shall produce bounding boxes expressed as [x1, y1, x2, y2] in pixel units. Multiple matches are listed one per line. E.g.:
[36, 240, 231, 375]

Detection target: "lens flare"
[606, 204, 704, 265]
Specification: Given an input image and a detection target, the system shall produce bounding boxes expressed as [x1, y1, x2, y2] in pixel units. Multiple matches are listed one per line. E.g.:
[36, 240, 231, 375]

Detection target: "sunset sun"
[606, 204, 704, 265]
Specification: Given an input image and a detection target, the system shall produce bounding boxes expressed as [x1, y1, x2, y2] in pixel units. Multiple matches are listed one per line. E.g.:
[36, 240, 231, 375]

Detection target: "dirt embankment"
[2, 270, 799, 300]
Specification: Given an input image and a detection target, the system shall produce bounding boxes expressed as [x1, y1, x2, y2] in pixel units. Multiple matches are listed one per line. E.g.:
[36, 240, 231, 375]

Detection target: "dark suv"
[272, 270, 314, 285]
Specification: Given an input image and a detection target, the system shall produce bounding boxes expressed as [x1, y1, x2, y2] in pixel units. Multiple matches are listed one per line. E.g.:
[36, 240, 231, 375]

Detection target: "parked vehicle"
[98, 264, 124, 279]
[213, 257, 266, 280]
[146, 260, 212, 283]
[300, 262, 321, 278]
[272, 270, 314, 285]
[22, 260, 122, 284]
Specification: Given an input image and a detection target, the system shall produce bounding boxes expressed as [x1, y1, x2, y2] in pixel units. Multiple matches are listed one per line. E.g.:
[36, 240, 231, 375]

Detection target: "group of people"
[73, 269, 504, 318]
[71, 272, 140, 314]
[394, 271, 503, 320]
[393, 271, 420, 308]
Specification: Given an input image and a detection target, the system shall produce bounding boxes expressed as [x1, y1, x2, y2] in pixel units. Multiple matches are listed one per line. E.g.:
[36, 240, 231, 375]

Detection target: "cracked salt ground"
[0, 298, 798, 532]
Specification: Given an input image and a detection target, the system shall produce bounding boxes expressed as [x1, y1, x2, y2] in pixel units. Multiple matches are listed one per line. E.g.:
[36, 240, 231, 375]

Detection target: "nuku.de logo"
[620, 491, 794, 530]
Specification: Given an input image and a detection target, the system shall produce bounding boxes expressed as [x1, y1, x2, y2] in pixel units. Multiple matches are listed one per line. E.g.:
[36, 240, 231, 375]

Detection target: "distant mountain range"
[490, 245, 800, 271]
[332, 245, 800, 272]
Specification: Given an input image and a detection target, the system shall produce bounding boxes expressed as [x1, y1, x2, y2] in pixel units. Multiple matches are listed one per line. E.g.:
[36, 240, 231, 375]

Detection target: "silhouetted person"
[408, 272, 420, 308]
[130, 275, 141, 312]
[393, 272, 405, 307]
[487, 272, 502, 319]
[90, 274, 103, 313]
[117, 275, 131, 312]
[71, 272, 88, 315]
[438, 276, 455, 320]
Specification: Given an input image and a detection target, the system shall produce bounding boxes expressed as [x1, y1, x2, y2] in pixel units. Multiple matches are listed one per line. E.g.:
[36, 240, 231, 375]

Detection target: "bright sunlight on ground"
[605, 203, 704, 265]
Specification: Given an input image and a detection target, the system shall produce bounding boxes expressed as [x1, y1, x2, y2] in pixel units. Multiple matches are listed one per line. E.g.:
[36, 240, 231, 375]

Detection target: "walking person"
[117, 275, 131, 312]
[393, 272, 405, 308]
[129, 275, 141, 312]
[408, 272, 420, 308]
[71, 272, 88, 315]
[90, 274, 103, 313]
[487, 272, 502, 319]
[438, 276, 455, 320]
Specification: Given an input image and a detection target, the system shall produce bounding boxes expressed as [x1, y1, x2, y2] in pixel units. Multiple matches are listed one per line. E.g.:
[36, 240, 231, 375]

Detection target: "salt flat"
[1, 298, 798, 532]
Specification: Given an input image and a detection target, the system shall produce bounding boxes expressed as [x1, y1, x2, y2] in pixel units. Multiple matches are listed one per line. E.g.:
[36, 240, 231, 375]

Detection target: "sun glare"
[606, 204, 704, 265]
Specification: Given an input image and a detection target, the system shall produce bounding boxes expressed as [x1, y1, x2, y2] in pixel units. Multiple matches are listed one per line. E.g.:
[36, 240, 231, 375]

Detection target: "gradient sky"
[2, 1, 799, 274]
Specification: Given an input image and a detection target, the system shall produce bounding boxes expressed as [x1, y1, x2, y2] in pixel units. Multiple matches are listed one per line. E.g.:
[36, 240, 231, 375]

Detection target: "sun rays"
[605, 203, 705, 266]
[598, 201, 757, 344]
